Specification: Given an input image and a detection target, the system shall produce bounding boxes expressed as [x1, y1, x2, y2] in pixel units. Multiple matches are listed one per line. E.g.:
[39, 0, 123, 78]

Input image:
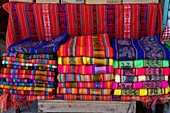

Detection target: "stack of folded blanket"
[112, 35, 170, 99]
[57, 34, 114, 100]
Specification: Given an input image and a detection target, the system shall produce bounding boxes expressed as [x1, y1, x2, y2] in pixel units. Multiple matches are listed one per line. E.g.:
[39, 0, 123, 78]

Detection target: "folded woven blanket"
[112, 81, 168, 89]
[1, 68, 56, 76]
[8, 33, 70, 54]
[57, 34, 113, 58]
[113, 88, 169, 96]
[58, 81, 113, 89]
[58, 65, 114, 74]
[115, 75, 168, 83]
[2, 61, 57, 68]
[58, 74, 114, 82]
[0, 74, 55, 82]
[3, 52, 56, 60]
[57, 88, 111, 95]
[3, 57, 57, 65]
[115, 68, 169, 76]
[58, 57, 113, 66]
[113, 60, 169, 69]
[112, 35, 170, 60]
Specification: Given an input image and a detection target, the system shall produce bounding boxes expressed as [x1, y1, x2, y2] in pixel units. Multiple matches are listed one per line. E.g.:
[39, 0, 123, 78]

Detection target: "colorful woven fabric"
[58, 74, 114, 82]
[162, 26, 170, 42]
[0, 74, 55, 82]
[164, 42, 170, 51]
[3, 57, 57, 65]
[112, 81, 168, 89]
[58, 65, 114, 74]
[58, 81, 113, 89]
[57, 88, 111, 95]
[1, 78, 56, 85]
[57, 34, 113, 58]
[8, 33, 70, 54]
[4, 3, 161, 48]
[115, 75, 168, 83]
[58, 57, 113, 66]
[2, 61, 57, 68]
[3, 52, 56, 60]
[113, 60, 169, 69]
[115, 68, 169, 76]
[113, 88, 169, 96]
[1, 68, 56, 76]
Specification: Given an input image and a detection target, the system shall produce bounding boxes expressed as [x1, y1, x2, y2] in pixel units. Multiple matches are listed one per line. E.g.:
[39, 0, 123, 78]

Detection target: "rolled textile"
[113, 60, 169, 69]
[112, 81, 168, 89]
[115, 75, 168, 83]
[1, 78, 56, 85]
[0, 74, 55, 82]
[57, 34, 113, 58]
[3, 52, 56, 60]
[57, 88, 111, 95]
[1, 68, 56, 76]
[58, 74, 114, 82]
[58, 65, 114, 74]
[3, 64, 56, 72]
[58, 81, 113, 89]
[58, 57, 113, 66]
[3, 57, 57, 65]
[115, 68, 169, 76]
[2, 61, 57, 68]
[113, 88, 169, 96]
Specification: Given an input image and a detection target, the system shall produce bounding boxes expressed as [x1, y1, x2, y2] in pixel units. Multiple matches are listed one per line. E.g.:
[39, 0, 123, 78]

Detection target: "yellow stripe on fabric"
[58, 57, 62, 65]
[139, 89, 147, 96]
[114, 89, 121, 95]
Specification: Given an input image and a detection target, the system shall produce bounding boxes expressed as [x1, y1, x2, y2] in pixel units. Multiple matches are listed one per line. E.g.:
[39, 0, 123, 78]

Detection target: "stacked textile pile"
[112, 35, 170, 101]
[57, 34, 114, 100]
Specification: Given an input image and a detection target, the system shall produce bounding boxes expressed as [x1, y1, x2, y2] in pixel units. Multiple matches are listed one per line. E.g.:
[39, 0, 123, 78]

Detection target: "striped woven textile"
[3, 57, 57, 65]
[58, 65, 114, 74]
[113, 60, 169, 69]
[112, 81, 168, 89]
[58, 74, 114, 82]
[3, 52, 56, 60]
[0, 74, 55, 82]
[3, 3, 161, 48]
[115, 75, 168, 83]
[57, 88, 111, 95]
[58, 81, 113, 89]
[1, 78, 56, 85]
[115, 68, 169, 76]
[1, 68, 56, 76]
[57, 34, 113, 58]
[113, 88, 169, 96]
[58, 57, 113, 66]
[2, 61, 57, 69]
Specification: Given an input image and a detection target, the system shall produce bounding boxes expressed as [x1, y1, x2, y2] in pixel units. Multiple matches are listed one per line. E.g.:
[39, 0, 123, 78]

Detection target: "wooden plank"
[38, 100, 136, 113]
[162, 0, 170, 33]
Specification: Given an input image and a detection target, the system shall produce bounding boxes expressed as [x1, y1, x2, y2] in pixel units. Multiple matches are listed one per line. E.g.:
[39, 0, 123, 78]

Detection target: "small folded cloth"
[113, 88, 169, 96]
[2, 61, 57, 68]
[1, 78, 56, 85]
[1, 68, 56, 76]
[8, 33, 70, 54]
[57, 34, 114, 58]
[113, 59, 169, 69]
[58, 65, 114, 74]
[57, 88, 111, 95]
[115, 75, 168, 83]
[3, 64, 56, 72]
[115, 68, 169, 76]
[58, 57, 113, 66]
[0, 82, 54, 88]
[58, 74, 114, 82]
[1, 89, 54, 95]
[3, 57, 57, 65]
[0, 74, 55, 82]
[112, 35, 170, 60]
[112, 81, 168, 89]
[58, 81, 113, 89]
[3, 52, 56, 60]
